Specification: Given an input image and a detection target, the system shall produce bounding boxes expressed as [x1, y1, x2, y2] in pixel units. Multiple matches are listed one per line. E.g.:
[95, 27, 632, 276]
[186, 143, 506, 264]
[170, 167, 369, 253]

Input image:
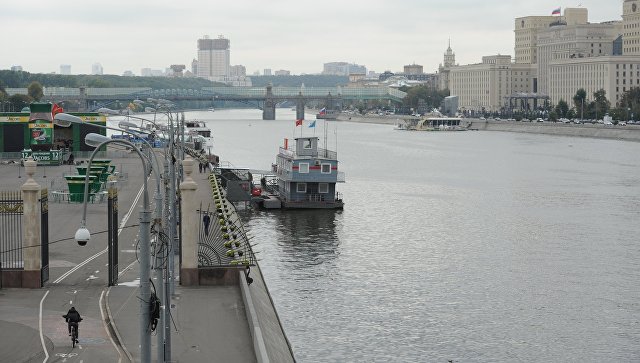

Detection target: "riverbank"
[337, 114, 640, 142]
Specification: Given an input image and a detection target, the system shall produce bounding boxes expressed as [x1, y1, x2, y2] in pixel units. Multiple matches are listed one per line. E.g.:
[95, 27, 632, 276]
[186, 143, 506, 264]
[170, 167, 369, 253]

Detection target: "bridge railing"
[8, 85, 407, 102]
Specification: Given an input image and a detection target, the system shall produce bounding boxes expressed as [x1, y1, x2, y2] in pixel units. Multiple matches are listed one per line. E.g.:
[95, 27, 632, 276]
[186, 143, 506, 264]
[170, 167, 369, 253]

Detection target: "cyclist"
[62, 307, 82, 342]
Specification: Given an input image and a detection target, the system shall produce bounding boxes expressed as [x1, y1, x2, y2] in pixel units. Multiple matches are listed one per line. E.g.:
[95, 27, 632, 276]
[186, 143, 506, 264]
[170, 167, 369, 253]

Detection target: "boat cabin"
[274, 137, 343, 208]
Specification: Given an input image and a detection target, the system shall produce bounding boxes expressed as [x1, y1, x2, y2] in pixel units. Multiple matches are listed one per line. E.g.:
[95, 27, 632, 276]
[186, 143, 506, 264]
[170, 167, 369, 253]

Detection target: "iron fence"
[0, 191, 24, 288]
[197, 201, 256, 268]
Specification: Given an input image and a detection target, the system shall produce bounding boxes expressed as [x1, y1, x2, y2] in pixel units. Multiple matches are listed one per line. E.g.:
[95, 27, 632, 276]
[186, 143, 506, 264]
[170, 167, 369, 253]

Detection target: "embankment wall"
[472, 120, 640, 142]
[337, 114, 640, 142]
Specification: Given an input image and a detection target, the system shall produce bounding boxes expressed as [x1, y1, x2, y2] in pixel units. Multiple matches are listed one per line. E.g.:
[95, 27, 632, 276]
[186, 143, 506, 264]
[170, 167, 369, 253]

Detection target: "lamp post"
[54, 113, 170, 361]
[97, 107, 178, 362]
[119, 118, 176, 362]
[77, 134, 157, 363]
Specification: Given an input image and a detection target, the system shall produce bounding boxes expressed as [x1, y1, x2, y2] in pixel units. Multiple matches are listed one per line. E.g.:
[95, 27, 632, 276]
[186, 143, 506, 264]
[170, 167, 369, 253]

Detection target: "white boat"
[208, 108, 215, 112]
[399, 111, 469, 131]
[185, 120, 212, 138]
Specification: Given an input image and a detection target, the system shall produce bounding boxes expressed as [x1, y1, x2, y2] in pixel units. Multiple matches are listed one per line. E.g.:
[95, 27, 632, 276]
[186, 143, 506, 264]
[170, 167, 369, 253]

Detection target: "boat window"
[321, 164, 331, 174]
[299, 163, 309, 173]
[297, 183, 307, 193]
[303, 139, 312, 149]
[319, 183, 329, 193]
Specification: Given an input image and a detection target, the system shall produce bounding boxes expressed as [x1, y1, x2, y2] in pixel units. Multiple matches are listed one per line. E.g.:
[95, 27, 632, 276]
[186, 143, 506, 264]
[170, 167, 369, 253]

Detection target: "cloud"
[1, 0, 624, 75]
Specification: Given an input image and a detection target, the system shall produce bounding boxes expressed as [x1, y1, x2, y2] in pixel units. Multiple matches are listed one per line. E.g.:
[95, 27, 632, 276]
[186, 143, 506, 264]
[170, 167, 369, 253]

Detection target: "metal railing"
[0, 191, 24, 288]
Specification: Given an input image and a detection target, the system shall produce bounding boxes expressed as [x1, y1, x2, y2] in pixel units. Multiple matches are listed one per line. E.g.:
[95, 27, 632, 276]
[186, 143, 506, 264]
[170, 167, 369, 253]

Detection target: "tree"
[554, 99, 569, 118]
[619, 87, 640, 120]
[27, 81, 44, 101]
[402, 85, 449, 111]
[592, 89, 610, 119]
[573, 88, 587, 119]
[8, 94, 32, 111]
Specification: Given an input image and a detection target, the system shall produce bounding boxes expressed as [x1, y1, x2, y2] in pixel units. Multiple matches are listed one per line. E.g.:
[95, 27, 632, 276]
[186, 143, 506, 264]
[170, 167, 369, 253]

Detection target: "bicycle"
[63, 314, 82, 348]
[70, 322, 78, 348]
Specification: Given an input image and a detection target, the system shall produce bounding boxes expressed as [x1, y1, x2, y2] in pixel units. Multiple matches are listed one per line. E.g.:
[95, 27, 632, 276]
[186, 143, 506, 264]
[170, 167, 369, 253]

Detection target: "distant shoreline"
[335, 114, 640, 142]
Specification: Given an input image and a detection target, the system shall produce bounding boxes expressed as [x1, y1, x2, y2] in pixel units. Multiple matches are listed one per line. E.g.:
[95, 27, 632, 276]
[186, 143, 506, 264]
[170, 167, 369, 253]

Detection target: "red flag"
[295, 119, 303, 126]
[52, 103, 64, 117]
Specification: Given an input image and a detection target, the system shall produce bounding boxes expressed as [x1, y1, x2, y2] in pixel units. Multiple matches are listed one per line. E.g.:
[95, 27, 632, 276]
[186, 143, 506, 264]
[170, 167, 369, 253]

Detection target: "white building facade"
[623, 0, 640, 55]
[549, 56, 640, 106]
[537, 21, 621, 97]
[91, 63, 103, 75]
[449, 55, 512, 112]
[197, 35, 230, 81]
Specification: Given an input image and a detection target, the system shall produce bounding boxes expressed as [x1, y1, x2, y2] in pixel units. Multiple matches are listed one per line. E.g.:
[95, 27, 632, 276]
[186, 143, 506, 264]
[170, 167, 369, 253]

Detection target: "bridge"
[8, 85, 407, 120]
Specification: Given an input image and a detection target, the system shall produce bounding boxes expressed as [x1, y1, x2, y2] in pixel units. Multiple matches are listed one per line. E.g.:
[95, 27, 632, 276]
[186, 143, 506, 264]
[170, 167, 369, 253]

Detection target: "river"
[181, 109, 639, 362]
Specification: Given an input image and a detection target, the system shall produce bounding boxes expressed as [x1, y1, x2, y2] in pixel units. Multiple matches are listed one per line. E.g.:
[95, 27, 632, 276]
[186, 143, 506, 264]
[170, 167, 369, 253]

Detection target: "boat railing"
[278, 147, 337, 160]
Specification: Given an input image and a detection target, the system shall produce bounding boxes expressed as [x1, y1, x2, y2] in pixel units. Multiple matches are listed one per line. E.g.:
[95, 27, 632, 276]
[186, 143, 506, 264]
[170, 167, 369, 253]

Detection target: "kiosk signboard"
[21, 149, 63, 165]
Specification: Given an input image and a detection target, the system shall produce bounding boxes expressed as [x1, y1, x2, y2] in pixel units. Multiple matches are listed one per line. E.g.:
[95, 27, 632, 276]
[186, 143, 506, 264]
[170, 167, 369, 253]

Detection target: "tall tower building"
[514, 15, 558, 64]
[91, 63, 103, 75]
[60, 65, 71, 75]
[623, 0, 640, 55]
[443, 40, 455, 67]
[438, 40, 456, 90]
[197, 35, 230, 80]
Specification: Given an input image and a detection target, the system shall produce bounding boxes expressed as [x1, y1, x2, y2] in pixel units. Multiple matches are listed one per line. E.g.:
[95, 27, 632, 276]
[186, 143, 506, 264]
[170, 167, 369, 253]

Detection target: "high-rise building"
[197, 35, 230, 81]
[549, 55, 640, 106]
[191, 59, 198, 76]
[11, 65, 23, 72]
[449, 55, 526, 113]
[263, 69, 272, 76]
[623, 0, 640, 55]
[60, 65, 71, 75]
[230, 65, 246, 77]
[141, 68, 164, 77]
[92, 63, 103, 75]
[537, 18, 621, 97]
[322, 62, 367, 76]
[514, 15, 558, 64]
[274, 70, 291, 76]
[404, 64, 423, 75]
[438, 41, 456, 90]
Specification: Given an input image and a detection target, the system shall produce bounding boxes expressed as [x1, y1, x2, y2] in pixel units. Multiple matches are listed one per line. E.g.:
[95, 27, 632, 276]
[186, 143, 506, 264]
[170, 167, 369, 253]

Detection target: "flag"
[295, 119, 303, 126]
[309, 121, 316, 128]
[319, 107, 326, 115]
[551, 7, 561, 15]
[51, 103, 64, 117]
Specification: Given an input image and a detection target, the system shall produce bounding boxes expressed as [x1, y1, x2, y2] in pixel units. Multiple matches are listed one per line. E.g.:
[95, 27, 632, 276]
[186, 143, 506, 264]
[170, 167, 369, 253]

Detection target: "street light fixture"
[91, 108, 179, 362]
[78, 133, 155, 363]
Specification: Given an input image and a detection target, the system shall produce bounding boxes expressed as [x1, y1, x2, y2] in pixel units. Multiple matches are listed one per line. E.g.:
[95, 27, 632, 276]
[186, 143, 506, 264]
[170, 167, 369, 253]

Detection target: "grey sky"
[0, 1, 622, 76]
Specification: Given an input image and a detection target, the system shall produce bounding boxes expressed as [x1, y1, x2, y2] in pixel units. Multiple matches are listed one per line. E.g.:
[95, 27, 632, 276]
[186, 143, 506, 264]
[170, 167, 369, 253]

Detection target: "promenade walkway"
[0, 149, 294, 362]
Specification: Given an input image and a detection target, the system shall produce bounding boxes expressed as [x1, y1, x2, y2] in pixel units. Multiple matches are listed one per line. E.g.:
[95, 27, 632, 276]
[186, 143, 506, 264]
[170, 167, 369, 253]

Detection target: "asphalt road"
[0, 151, 149, 362]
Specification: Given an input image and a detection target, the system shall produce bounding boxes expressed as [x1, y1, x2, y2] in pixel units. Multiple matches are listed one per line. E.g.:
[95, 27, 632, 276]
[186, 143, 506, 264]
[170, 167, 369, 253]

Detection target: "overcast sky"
[0, 1, 623, 76]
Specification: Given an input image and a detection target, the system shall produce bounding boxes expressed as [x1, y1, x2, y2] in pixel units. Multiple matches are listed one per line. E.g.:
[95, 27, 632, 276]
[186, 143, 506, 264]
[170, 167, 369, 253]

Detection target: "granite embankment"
[337, 114, 640, 142]
[471, 120, 640, 142]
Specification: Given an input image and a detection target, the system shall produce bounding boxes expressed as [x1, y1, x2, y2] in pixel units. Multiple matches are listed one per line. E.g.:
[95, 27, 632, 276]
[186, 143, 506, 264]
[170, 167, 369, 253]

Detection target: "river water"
[187, 109, 639, 362]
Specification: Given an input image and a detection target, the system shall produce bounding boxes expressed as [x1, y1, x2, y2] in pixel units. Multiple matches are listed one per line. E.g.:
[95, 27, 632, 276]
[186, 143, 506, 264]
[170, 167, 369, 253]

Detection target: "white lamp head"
[84, 133, 110, 148]
[53, 113, 81, 127]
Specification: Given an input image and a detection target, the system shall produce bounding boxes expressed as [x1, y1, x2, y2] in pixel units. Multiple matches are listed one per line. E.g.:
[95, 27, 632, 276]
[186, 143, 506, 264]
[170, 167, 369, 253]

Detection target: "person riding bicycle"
[63, 307, 82, 341]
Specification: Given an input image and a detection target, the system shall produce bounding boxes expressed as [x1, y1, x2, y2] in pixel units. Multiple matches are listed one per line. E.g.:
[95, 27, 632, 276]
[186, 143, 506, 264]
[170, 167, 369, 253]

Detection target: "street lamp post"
[78, 134, 156, 363]
[98, 108, 178, 362]
[54, 113, 165, 362]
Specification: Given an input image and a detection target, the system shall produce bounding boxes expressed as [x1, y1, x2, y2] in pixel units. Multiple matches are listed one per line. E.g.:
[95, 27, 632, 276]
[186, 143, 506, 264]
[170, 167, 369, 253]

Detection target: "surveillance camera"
[75, 227, 91, 246]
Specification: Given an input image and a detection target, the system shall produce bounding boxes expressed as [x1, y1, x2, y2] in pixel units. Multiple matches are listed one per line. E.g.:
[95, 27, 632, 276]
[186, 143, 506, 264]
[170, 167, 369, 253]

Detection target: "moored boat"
[254, 137, 344, 209]
[399, 111, 469, 131]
